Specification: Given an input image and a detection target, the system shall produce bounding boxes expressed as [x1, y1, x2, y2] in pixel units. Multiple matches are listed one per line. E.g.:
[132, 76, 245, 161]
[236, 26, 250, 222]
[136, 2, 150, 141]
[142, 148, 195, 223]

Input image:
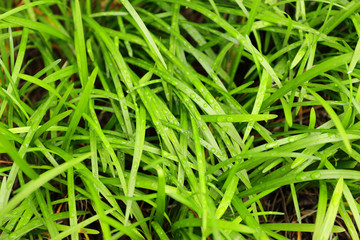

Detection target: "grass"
[0, 0, 360, 239]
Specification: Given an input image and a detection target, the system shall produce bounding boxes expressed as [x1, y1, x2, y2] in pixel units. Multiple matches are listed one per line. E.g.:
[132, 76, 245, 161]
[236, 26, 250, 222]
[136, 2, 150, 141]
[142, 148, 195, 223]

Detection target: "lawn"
[1, 0, 360, 239]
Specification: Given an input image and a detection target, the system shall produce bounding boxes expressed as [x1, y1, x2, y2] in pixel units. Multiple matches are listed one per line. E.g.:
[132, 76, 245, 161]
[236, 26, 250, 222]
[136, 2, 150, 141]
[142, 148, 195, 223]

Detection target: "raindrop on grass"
[217, 116, 223, 121]
[296, 173, 307, 181]
[7, 181, 13, 190]
[265, 141, 279, 149]
[311, 171, 321, 180]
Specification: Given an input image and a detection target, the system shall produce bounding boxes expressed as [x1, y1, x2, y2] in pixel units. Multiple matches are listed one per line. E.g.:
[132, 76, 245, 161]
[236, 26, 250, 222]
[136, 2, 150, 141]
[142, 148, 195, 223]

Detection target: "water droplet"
[203, 103, 208, 108]
[190, 93, 196, 99]
[226, 117, 233, 122]
[295, 173, 307, 181]
[202, 125, 207, 131]
[265, 141, 279, 149]
[310, 171, 320, 180]
[7, 181, 13, 190]
[288, 137, 295, 142]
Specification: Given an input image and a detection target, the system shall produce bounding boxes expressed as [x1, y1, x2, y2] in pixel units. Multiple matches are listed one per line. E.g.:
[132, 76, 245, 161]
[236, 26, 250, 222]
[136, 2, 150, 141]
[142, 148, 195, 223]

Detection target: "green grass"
[1, 0, 360, 239]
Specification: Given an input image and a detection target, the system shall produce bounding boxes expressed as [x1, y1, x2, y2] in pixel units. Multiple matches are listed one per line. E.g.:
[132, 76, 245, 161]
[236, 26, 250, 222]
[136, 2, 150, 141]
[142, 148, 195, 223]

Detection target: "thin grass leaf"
[67, 167, 78, 240]
[202, 114, 277, 123]
[3, 16, 71, 42]
[215, 176, 239, 219]
[314, 177, 344, 240]
[305, 87, 352, 153]
[72, 0, 88, 86]
[125, 105, 146, 223]
[262, 223, 344, 233]
[62, 67, 98, 151]
[338, 201, 359, 240]
[0, 152, 91, 218]
[119, 0, 167, 69]
[263, 53, 352, 109]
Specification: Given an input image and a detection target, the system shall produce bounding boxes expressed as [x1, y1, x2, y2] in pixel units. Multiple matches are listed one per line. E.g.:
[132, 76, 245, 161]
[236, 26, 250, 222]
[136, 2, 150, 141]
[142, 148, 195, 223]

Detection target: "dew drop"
[295, 173, 307, 181]
[7, 181, 13, 190]
[190, 93, 196, 99]
[265, 141, 279, 149]
[217, 116, 224, 121]
[310, 171, 321, 180]
[258, 55, 264, 63]
[288, 136, 295, 143]
[226, 117, 233, 122]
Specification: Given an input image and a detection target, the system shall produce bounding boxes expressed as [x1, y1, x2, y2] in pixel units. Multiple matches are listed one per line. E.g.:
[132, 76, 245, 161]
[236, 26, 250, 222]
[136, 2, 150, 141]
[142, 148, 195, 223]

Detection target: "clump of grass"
[1, 0, 360, 239]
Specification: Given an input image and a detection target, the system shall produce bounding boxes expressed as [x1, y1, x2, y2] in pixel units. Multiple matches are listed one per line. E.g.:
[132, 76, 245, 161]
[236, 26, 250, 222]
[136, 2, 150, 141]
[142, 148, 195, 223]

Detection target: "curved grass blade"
[305, 87, 352, 153]
[119, 0, 167, 69]
[202, 114, 277, 123]
[314, 178, 344, 240]
[0, 152, 91, 218]
[125, 105, 146, 223]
